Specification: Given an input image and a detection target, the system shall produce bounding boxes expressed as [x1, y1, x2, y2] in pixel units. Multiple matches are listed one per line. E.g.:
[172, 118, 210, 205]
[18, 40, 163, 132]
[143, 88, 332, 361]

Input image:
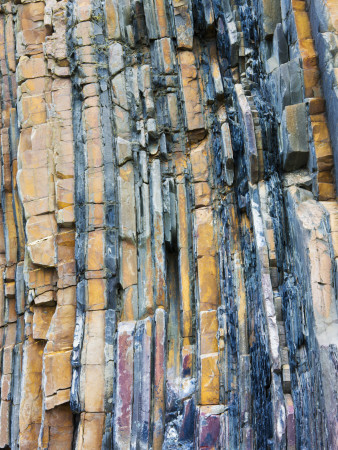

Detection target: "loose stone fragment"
[282, 103, 309, 171]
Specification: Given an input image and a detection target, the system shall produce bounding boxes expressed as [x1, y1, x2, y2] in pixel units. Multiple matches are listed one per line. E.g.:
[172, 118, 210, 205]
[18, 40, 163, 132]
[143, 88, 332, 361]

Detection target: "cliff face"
[0, 0, 337, 448]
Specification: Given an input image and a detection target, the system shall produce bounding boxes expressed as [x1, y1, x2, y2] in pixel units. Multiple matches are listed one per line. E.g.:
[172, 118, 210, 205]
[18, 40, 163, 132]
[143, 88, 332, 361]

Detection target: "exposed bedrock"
[0, 0, 336, 448]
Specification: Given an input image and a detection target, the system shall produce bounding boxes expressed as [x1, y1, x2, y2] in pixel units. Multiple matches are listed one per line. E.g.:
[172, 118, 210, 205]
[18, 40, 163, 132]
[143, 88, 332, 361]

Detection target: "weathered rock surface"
[0, 0, 336, 448]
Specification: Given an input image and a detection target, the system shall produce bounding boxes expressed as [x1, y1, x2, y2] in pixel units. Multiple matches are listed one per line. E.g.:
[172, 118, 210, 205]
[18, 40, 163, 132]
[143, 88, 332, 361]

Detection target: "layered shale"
[0, 0, 337, 448]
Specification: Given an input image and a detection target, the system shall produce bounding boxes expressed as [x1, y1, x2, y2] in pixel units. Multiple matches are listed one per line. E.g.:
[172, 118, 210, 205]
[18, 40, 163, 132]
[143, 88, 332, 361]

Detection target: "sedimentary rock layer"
[0, 0, 337, 448]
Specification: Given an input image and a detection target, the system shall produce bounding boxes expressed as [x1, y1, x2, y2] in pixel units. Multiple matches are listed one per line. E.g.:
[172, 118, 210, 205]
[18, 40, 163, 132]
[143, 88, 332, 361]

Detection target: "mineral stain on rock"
[0, 0, 336, 448]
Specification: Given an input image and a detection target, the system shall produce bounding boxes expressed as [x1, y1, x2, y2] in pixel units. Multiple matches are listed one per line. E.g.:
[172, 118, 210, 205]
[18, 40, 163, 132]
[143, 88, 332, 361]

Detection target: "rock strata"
[0, 0, 336, 448]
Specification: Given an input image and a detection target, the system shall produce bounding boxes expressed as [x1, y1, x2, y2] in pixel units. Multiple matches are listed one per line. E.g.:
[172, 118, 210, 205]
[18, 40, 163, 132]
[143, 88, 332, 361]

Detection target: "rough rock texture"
[0, 0, 337, 448]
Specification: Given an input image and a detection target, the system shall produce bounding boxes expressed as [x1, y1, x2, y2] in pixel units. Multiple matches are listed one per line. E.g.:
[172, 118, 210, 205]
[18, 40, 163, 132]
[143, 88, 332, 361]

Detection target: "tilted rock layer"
[0, 0, 337, 447]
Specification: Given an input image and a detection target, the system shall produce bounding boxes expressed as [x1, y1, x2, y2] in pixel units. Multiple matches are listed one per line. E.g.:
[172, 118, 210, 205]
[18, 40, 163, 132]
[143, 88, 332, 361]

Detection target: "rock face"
[0, 0, 336, 448]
